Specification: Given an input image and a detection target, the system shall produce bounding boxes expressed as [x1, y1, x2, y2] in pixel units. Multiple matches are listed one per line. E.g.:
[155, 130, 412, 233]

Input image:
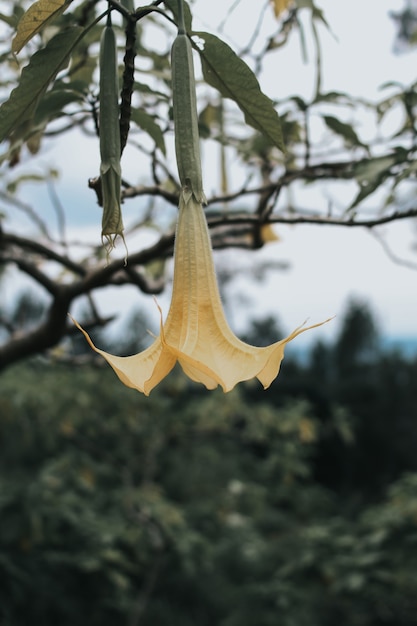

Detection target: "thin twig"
[369, 229, 417, 271]
[1, 232, 86, 276]
[206, 207, 417, 229]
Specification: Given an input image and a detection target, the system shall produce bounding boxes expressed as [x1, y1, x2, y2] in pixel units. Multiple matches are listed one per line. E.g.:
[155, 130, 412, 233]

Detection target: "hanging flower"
[72, 192, 330, 395]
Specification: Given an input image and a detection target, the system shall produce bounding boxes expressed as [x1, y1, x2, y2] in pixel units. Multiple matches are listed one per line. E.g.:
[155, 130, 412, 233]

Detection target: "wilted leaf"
[271, 0, 294, 18]
[131, 108, 166, 155]
[323, 115, 367, 149]
[12, 0, 73, 54]
[0, 26, 83, 144]
[193, 31, 285, 153]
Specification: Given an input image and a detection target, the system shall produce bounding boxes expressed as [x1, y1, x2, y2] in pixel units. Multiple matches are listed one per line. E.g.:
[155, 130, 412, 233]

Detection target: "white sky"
[3, 0, 417, 346]
[191, 0, 417, 343]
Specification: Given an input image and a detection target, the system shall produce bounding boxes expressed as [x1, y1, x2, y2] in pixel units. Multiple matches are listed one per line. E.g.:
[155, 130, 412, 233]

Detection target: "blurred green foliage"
[1, 301, 417, 626]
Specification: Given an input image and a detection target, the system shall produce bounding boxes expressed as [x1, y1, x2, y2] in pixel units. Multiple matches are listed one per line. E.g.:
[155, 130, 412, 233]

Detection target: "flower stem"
[177, 0, 186, 34]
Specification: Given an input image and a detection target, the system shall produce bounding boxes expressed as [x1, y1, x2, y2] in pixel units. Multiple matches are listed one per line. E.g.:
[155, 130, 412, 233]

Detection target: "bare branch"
[1, 232, 86, 276]
[0, 191, 52, 239]
[0, 291, 70, 371]
[122, 184, 178, 205]
[206, 208, 417, 229]
[0, 254, 59, 295]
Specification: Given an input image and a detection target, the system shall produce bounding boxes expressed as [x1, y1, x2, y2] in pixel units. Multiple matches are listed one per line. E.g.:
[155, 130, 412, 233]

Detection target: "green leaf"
[323, 115, 367, 149]
[134, 81, 169, 100]
[349, 155, 396, 210]
[314, 90, 353, 105]
[291, 95, 308, 111]
[34, 85, 84, 125]
[0, 26, 83, 144]
[193, 31, 285, 153]
[130, 108, 166, 154]
[353, 155, 397, 185]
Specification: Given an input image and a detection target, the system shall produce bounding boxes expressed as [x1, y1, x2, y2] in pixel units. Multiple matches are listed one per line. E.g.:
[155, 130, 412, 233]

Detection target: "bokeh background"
[1, 1, 417, 624]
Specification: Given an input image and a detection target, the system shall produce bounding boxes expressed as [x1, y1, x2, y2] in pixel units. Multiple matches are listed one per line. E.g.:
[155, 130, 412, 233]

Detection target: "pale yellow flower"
[73, 193, 330, 395]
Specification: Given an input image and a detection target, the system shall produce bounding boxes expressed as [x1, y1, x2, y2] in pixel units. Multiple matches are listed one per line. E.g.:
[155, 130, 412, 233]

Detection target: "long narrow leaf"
[193, 31, 285, 153]
[323, 115, 367, 149]
[131, 108, 166, 155]
[0, 26, 83, 144]
[12, 0, 73, 54]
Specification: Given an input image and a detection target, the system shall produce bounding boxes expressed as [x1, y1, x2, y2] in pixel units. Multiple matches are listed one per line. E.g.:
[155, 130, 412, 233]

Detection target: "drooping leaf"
[131, 108, 166, 154]
[349, 155, 396, 210]
[0, 26, 83, 144]
[291, 95, 308, 111]
[353, 155, 397, 185]
[348, 178, 386, 211]
[12, 0, 73, 54]
[134, 81, 169, 101]
[323, 115, 367, 149]
[34, 84, 85, 124]
[193, 31, 285, 153]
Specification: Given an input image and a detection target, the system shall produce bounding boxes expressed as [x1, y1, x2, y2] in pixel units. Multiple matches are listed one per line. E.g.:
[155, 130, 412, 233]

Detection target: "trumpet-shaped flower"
[73, 193, 330, 395]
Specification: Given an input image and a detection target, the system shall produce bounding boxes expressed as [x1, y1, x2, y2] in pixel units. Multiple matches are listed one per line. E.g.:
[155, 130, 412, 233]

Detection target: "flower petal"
[71, 194, 331, 394]
[70, 316, 175, 396]
[255, 320, 332, 389]
[161, 195, 331, 391]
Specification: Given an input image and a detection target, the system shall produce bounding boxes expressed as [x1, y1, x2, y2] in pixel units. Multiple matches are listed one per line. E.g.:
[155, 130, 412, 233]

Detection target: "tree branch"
[1, 232, 87, 276]
[206, 207, 417, 229]
[0, 290, 71, 371]
[0, 255, 59, 296]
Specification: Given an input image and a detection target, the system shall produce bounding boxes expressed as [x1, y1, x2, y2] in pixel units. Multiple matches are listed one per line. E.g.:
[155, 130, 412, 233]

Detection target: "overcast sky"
[191, 0, 417, 343]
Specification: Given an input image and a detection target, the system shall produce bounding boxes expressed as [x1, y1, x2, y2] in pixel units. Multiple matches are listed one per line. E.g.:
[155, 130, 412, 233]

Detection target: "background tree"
[1, 301, 417, 625]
